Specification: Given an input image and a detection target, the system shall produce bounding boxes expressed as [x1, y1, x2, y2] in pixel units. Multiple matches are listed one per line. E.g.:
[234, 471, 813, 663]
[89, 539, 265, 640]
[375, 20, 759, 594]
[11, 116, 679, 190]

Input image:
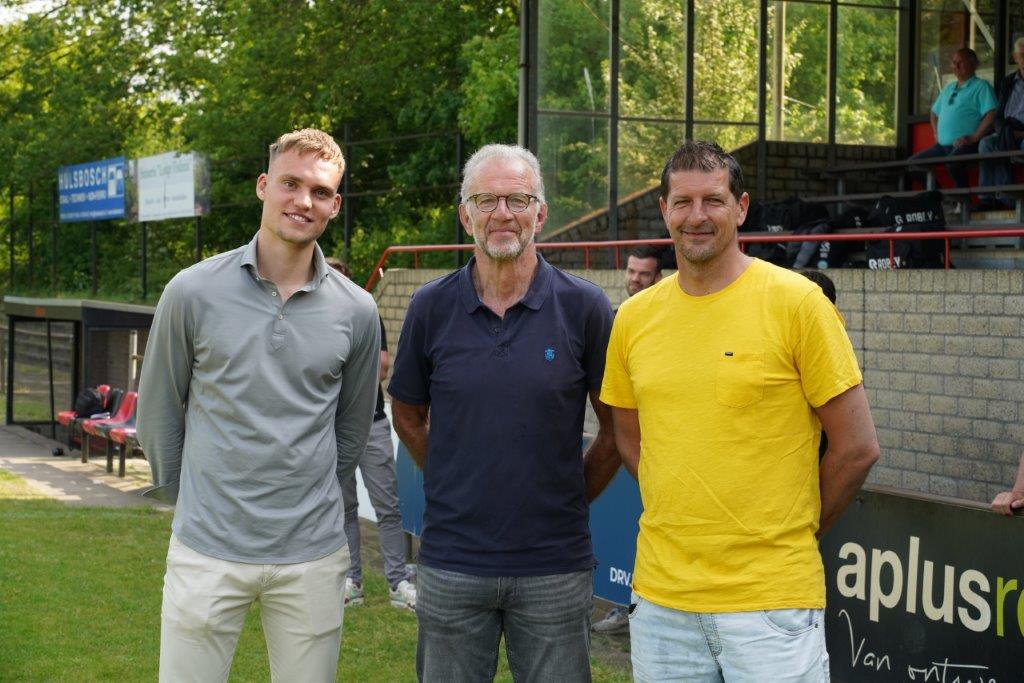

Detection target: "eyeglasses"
[948, 87, 961, 106]
[466, 193, 538, 213]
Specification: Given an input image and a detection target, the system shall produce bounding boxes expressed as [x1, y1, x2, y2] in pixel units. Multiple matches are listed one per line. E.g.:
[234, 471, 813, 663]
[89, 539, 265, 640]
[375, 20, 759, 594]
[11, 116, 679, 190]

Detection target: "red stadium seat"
[80, 392, 136, 466]
[58, 385, 111, 451]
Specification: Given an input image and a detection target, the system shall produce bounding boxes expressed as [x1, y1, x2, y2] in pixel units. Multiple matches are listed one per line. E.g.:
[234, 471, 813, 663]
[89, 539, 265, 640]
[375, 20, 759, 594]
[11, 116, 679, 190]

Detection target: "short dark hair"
[955, 47, 979, 67]
[659, 140, 745, 201]
[627, 245, 663, 269]
[325, 256, 352, 278]
[801, 270, 836, 304]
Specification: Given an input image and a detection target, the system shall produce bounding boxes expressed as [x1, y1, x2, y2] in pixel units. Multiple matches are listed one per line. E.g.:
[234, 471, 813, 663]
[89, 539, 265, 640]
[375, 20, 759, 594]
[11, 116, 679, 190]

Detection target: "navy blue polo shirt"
[388, 255, 613, 576]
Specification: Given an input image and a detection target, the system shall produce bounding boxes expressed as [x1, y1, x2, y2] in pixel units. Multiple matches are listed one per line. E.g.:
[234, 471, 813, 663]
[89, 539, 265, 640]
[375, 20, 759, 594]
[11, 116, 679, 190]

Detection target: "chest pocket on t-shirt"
[716, 351, 765, 408]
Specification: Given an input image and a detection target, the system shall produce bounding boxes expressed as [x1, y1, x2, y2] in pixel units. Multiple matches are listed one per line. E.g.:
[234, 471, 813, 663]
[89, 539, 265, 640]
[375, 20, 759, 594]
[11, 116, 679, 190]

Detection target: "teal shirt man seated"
[911, 47, 997, 188]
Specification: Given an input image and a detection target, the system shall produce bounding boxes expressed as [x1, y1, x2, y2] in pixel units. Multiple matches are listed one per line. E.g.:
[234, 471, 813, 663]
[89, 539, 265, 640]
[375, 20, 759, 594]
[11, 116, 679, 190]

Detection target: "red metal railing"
[364, 229, 1024, 291]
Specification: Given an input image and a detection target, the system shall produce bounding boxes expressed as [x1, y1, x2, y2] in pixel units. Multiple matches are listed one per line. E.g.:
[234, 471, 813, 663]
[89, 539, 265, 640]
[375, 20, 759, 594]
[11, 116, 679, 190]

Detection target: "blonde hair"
[269, 128, 346, 176]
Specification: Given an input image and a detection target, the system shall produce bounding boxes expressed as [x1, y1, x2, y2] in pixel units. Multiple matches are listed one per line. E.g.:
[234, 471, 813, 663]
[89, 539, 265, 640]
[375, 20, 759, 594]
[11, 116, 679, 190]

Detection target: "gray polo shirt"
[137, 233, 380, 564]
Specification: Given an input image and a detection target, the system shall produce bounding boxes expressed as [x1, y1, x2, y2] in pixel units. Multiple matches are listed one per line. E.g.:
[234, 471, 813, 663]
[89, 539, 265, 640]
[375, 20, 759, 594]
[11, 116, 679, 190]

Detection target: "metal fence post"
[609, 0, 620, 251]
[8, 188, 15, 289]
[51, 182, 58, 291]
[91, 222, 98, 296]
[141, 222, 148, 300]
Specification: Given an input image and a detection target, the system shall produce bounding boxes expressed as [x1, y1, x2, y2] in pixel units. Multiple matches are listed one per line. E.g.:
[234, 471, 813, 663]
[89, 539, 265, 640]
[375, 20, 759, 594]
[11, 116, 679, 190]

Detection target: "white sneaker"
[389, 579, 416, 610]
[344, 578, 364, 606]
[591, 606, 629, 634]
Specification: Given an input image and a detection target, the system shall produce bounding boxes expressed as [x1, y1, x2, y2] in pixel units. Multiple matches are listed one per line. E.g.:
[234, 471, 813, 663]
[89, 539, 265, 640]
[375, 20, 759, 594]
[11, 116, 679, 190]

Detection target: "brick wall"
[830, 268, 1024, 502]
[749, 141, 898, 200]
[375, 265, 1024, 506]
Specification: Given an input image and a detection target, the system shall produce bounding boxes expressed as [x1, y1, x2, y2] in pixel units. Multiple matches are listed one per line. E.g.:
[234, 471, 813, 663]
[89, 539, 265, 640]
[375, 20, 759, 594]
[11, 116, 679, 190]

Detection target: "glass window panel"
[692, 122, 758, 153]
[692, 0, 759, 126]
[617, 119, 684, 198]
[1010, 0, 1024, 66]
[837, 6, 899, 145]
[767, 1, 829, 142]
[619, 0, 686, 119]
[537, 113, 609, 231]
[916, 1, 997, 116]
[538, 0, 611, 113]
[11, 322, 74, 423]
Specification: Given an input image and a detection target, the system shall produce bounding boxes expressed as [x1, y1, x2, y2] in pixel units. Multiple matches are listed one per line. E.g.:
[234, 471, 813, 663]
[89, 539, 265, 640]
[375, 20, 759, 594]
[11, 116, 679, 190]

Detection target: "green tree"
[0, 0, 522, 294]
[0, 0, 183, 297]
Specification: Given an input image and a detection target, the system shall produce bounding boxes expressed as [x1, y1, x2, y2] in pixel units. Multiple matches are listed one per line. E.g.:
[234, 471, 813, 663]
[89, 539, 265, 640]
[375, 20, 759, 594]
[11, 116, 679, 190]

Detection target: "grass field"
[0, 469, 630, 682]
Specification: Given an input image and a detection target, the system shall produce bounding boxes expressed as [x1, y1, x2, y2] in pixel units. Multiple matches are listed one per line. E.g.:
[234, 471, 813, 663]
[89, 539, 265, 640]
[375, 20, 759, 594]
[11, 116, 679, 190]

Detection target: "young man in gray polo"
[137, 128, 380, 682]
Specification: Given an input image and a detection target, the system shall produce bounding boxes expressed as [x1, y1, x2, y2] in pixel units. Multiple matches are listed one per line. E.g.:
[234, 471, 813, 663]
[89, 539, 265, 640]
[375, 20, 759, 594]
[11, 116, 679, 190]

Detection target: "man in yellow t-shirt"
[601, 140, 880, 681]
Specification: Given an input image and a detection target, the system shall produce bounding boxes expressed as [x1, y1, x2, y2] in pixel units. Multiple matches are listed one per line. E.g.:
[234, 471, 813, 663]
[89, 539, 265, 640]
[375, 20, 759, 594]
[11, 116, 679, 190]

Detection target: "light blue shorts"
[629, 591, 829, 682]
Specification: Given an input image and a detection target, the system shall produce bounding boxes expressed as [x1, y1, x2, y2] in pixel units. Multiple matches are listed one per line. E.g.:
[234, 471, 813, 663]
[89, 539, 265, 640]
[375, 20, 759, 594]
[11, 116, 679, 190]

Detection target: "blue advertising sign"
[58, 157, 125, 222]
[396, 441, 425, 537]
[588, 467, 642, 605]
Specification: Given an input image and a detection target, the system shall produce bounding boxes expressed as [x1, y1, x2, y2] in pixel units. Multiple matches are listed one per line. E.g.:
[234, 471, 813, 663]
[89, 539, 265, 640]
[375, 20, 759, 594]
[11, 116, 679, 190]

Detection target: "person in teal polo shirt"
[911, 47, 997, 187]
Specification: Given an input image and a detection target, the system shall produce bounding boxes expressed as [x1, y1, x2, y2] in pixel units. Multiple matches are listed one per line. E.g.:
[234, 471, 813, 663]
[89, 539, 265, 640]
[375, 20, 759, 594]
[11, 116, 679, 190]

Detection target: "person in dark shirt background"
[326, 257, 416, 611]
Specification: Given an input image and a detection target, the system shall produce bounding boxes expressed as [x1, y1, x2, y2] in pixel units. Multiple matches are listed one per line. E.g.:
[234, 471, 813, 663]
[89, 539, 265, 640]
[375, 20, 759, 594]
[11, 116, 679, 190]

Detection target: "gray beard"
[475, 230, 531, 261]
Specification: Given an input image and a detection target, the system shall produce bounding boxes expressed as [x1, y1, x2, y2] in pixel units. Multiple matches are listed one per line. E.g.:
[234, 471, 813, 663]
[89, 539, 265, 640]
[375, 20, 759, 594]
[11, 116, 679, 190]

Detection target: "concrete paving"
[0, 424, 170, 510]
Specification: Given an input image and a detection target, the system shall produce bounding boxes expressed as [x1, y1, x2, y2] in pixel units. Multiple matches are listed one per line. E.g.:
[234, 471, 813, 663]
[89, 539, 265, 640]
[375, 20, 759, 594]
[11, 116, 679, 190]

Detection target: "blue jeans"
[978, 133, 1024, 200]
[910, 141, 978, 188]
[629, 592, 829, 682]
[415, 565, 593, 682]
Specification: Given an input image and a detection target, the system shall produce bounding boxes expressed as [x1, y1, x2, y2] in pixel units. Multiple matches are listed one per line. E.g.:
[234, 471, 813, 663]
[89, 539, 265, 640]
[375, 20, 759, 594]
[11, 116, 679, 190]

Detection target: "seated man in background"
[977, 37, 1024, 211]
[911, 48, 997, 189]
[991, 454, 1024, 515]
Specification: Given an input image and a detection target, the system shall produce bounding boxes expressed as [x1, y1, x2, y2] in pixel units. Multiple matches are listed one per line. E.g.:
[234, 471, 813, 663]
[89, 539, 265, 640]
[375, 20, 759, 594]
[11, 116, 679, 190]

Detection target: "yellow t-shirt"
[601, 258, 862, 612]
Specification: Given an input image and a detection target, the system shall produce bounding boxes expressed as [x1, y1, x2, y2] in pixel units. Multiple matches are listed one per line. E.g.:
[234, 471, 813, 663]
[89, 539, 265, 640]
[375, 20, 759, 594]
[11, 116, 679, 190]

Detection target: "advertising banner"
[396, 442, 425, 538]
[134, 151, 210, 222]
[589, 464, 642, 605]
[57, 157, 125, 222]
[821, 488, 1023, 681]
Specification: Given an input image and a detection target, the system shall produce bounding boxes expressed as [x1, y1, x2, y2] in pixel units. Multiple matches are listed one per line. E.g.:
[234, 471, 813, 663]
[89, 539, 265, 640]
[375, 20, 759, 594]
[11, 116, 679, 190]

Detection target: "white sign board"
[137, 152, 199, 221]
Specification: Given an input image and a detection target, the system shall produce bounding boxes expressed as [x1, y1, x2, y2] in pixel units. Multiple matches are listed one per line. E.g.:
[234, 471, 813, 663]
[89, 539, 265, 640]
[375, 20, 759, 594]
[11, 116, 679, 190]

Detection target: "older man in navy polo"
[389, 144, 621, 682]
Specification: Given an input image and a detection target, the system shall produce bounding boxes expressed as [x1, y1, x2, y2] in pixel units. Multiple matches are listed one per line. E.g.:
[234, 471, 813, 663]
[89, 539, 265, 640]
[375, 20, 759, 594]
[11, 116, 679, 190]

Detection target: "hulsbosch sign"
[821, 488, 1023, 681]
[57, 157, 126, 222]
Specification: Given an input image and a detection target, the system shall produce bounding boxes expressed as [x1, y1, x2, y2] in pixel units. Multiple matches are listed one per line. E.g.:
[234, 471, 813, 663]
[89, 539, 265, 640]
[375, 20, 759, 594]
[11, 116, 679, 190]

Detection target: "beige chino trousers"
[159, 533, 350, 682]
